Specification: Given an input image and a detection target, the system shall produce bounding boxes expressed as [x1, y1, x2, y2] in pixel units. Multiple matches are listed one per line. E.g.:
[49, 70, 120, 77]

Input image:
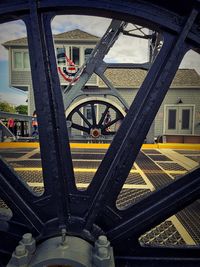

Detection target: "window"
[70, 46, 80, 65]
[56, 46, 80, 66]
[57, 47, 66, 64]
[84, 48, 93, 62]
[181, 109, 190, 129]
[168, 109, 176, 129]
[13, 50, 30, 70]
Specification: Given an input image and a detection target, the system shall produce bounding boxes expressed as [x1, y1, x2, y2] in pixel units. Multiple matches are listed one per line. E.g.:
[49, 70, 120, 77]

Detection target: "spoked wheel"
[0, 1, 200, 266]
[66, 99, 125, 138]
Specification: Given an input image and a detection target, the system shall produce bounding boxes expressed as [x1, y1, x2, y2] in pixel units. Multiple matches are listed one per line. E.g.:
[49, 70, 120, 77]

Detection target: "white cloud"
[0, 20, 27, 60]
[52, 15, 149, 63]
[105, 35, 149, 63]
[180, 50, 200, 74]
[52, 15, 111, 37]
[0, 15, 200, 72]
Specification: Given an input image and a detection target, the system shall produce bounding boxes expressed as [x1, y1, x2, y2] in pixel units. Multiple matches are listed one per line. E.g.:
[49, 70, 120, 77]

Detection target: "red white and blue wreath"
[58, 54, 80, 83]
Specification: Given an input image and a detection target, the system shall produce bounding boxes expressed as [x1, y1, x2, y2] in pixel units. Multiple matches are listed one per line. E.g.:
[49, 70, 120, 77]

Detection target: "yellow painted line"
[170, 216, 196, 245]
[134, 163, 155, 191]
[19, 148, 40, 160]
[28, 182, 43, 187]
[14, 167, 188, 177]
[158, 143, 200, 150]
[15, 168, 42, 171]
[166, 170, 186, 174]
[159, 149, 199, 171]
[1, 142, 200, 150]
[70, 143, 109, 149]
[27, 182, 149, 189]
[14, 167, 140, 173]
[0, 142, 40, 148]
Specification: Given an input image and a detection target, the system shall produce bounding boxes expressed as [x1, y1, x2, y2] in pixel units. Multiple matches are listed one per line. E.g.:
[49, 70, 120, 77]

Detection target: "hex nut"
[22, 233, 32, 244]
[15, 245, 26, 257]
[98, 247, 109, 258]
[20, 233, 36, 254]
[98, 235, 108, 245]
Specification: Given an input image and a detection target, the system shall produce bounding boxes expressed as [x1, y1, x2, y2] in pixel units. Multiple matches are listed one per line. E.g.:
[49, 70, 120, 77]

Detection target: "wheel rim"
[66, 99, 125, 137]
[0, 1, 200, 265]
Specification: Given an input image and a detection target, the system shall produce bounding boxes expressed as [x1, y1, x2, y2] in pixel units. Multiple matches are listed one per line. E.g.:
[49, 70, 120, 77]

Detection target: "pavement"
[0, 142, 200, 247]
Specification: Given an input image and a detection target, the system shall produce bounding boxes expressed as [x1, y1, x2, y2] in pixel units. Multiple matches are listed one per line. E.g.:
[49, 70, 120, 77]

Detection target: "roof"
[2, 29, 99, 47]
[100, 68, 200, 88]
[55, 29, 99, 40]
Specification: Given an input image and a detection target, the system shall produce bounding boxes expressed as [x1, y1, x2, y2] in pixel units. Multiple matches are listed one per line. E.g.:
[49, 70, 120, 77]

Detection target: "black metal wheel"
[66, 99, 125, 137]
[0, 1, 200, 266]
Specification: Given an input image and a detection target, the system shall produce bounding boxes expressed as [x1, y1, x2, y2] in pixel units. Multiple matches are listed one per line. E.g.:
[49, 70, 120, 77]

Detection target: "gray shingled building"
[2, 29, 200, 142]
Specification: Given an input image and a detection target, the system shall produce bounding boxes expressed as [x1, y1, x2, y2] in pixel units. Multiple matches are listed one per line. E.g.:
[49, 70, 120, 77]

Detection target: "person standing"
[7, 117, 15, 133]
[32, 111, 38, 136]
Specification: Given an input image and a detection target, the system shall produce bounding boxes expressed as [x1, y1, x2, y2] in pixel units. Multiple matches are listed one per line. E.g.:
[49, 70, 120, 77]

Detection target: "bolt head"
[97, 247, 108, 258]
[22, 233, 32, 244]
[15, 244, 26, 256]
[98, 235, 108, 245]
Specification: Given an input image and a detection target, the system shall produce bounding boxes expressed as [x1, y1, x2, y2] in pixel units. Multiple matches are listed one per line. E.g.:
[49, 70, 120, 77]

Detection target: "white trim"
[163, 104, 195, 135]
[8, 47, 12, 87]
[192, 104, 195, 134]
[10, 84, 29, 92]
[65, 96, 126, 117]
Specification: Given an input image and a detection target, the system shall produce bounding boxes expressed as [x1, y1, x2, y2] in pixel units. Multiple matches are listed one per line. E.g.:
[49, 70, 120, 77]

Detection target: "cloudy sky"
[0, 15, 200, 105]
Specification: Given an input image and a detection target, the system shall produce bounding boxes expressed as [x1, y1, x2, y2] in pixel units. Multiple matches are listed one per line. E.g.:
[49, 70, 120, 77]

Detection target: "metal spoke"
[91, 103, 97, 126]
[84, 9, 198, 230]
[102, 118, 121, 131]
[25, 2, 76, 229]
[106, 168, 200, 247]
[98, 106, 110, 126]
[76, 109, 92, 127]
[0, 158, 43, 233]
[104, 131, 116, 135]
[71, 123, 90, 133]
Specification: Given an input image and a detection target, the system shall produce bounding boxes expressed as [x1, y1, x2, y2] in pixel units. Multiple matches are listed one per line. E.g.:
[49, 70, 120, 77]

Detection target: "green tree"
[0, 101, 15, 113]
[15, 105, 28, 115]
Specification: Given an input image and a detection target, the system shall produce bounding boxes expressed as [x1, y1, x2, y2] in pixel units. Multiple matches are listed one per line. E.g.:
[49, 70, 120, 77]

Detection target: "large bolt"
[98, 247, 108, 258]
[98, 235, 108, 245]
[20, 232, 36, 254]
[22, 233, 32, 244]
[15, 244, 26, 257]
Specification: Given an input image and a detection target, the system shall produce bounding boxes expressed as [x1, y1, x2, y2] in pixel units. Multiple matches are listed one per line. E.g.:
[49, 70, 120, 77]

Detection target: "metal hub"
[7, 234, 114, 267]
[91, 128, 101, 138]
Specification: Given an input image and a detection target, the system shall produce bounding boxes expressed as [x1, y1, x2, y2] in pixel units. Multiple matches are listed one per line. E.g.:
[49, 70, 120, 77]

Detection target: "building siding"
[4, 30, 200, 141]
[155, 88, 200, 136]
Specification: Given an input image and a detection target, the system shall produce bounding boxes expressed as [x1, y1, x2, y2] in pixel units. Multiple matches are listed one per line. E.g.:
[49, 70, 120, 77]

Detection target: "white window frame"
[12, 49, 30, 71]
[163, 104, 195, 135]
